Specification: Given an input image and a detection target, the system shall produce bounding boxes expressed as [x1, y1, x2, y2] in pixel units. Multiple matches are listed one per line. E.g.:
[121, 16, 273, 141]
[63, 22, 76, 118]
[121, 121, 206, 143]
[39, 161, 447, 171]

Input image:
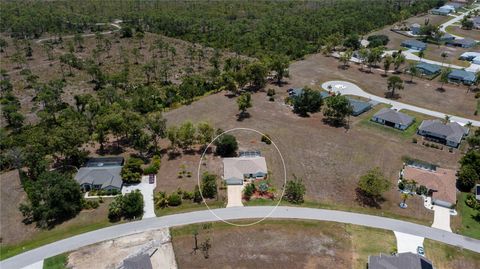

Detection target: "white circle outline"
[197, 127, 287, 227]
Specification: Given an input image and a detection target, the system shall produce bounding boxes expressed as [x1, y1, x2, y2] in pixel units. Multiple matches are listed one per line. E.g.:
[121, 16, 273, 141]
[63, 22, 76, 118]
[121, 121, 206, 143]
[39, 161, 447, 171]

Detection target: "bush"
[261, 134, 272, 144]
[416, 185, 428, 195]
[182, 191, 194, 200]
[465, 194, 478, 209]
[412, 138, 417, 144]
[122, 190, 144, 219]
[284, 176, 306, 204]
[82, 199, 100, 210]
[143, 164, 158, 175]
[214, 134, 238, 157]
[457, 165, 478, 192]
[243, 183, 256, 200]
[267, 88, 276, 96]
[168, 193, 182, 206]
[193, 185, 203, 203]
[121, 157, 143, 184]
[398, 181, 405, 190]
[201, 172, 218, 199]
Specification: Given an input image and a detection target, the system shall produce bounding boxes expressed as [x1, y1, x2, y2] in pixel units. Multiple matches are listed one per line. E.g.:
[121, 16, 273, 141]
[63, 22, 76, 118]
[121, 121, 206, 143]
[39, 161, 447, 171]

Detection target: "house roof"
[404, 165, 457, 205]
[416, 62, 441, 74]
[86, 156, 124, 167]
[448, 69, 477, 82]
[74, 165, 123, 189]
[373, 108, 414, 126]
[288, 88, 303, 97]
[223, 156, 267, 181]
[447, 38, 477, 46]
[431, 8, 450, 14]
[401, 39, 427, 49]
[410, 23, 421, 28]
[418, 119, 469, 144]
[347, 98, 371, 114]
[123, 253, 153, 269]
[439, 33, 455, 40]
[460, 52, 480, 59]
[369, 253, 433, 269]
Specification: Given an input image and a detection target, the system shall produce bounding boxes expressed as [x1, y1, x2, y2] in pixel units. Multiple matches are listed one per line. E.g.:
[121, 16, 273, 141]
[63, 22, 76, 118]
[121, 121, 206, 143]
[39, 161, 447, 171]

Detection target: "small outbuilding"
[447, 69, 477, 85]
[347, 98, 372, 116]
[371, 108, 414, 130]
[446, 38, 477, 48]
[416, 62, 441, 76]
[401, 39, 427, 51]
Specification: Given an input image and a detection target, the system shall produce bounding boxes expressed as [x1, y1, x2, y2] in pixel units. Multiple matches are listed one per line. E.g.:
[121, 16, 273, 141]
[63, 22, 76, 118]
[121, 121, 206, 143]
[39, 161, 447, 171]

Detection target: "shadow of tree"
[355, 187, 385, 209]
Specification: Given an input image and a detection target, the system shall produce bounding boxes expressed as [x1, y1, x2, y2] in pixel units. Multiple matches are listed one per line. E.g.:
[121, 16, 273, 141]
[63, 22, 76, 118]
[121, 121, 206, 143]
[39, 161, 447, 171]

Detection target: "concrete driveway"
[394, 231, 424, 254]
[122, 175, 157, 219]
[432, 205, 452, 232]
[321, 80, 480, 127]
[226, 185, 244, 207]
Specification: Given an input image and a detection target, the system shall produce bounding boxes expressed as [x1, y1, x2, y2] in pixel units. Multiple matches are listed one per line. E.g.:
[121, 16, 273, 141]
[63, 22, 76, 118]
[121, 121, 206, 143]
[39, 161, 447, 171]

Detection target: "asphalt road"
[2, 206, 480, 269]
[322, 80, 480, 127]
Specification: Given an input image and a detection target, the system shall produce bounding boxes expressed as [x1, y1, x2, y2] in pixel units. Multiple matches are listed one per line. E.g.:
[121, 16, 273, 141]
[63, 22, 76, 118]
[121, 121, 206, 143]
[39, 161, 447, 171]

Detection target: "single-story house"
[347, 97, 372, 116]
[288, 88, 330, 99]
[430, 8, 451, 16]
[416, 62, 442, 76]
[123, 253, 153, 269]
[459, 52, 480, 64]
[446, 38, 477, 48]
[439, 4, 456, 13]
[223, 151, 268, 185]
[438, 33, 455, 41]
[403, 165, 457, 208]
[74, 157, 124, 191]
[476, 184, 480, 201]
[473, 16, 480, 29]
[368, 253, 434, 269]
[417, 119, 469, 148]
[447, 69, 477, 85]
[410, 23, 421, 35]
[401, 39, 427, 51]
[371, 108, 414, 130]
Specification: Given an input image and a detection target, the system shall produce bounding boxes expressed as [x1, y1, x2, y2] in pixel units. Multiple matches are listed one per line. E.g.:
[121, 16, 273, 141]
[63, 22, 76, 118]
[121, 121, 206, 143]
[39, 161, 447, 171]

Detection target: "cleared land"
[446, 25, 480, 41]
[424, 239, 480, 269]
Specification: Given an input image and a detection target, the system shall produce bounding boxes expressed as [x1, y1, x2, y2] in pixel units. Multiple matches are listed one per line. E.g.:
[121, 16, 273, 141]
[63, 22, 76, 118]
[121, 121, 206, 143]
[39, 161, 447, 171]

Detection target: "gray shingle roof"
[123, 253, 153, 269]
[418, 119, 469, 144]
[368, 253, 433, 269]
[373, 108, 414, 126]
[347, 98, 372, 115]
[447, 38, 477, 47]
[448, 69, 477, 83]
[401, 39, 427, 49]
[75, 166, 123, 189]
[416, 62, 441, 74]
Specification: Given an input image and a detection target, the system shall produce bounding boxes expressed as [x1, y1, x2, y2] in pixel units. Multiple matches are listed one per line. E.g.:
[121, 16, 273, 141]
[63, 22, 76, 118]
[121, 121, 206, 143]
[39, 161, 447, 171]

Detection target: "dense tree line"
[0, 0, 442, 59]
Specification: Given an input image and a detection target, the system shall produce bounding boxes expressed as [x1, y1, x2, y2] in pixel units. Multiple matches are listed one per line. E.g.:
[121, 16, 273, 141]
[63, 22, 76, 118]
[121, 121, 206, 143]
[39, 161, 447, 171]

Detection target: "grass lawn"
[346, 224, 396, 269]
[155, 200, 224, 217]
[43, 253, 68, 269]
[424, 239, 480, 269]
[0, 220, 115, 261]
[455, 192, 480, 240]
[357, 105, 429, 141]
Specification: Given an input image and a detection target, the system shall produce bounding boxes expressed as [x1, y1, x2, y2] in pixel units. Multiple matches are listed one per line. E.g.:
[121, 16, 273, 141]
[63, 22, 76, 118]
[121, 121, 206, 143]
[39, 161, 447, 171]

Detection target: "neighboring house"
[447, 69, 477, 85]
[371, 108, 414, 130]
[223, 151, 268, 186]
[473, 17, 480, 29]
[401, 39, 427, 51]
[74, 157, 124, 191]
[288, 88, 330, 99]
[459, 52, 480, 64]
[123, 253, 153, 269]
[439, 4, 456, 13]
[403, 165, 457, 208]
[446, 38, 477, 48]
[476, 184, 480, 201]
[418, 119, 470, 148]
[416, 62, 442, 76]
[368, 253, 434, 269]
[430, 8, 451, 15]
[347, 97, 372, 116]
[438, 33, 455, 41]
[410, 23, 421, 35]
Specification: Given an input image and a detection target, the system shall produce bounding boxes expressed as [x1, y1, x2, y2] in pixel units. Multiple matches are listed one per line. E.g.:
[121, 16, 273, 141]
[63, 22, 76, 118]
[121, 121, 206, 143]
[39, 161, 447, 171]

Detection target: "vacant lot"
[289, 53, 479, 119]
[424, 239, 480, 269]
[446, 25, 480, 41]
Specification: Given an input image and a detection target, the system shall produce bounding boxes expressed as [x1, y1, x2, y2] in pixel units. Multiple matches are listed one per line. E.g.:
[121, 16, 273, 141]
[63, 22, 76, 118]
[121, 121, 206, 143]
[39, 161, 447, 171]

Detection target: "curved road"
[2, 206, 480, 269]
[322, 80, 480, 127]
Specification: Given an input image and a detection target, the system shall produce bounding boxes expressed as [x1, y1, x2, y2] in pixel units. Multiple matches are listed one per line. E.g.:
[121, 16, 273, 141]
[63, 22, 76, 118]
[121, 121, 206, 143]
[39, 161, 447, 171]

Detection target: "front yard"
[454, 192, 480, 240]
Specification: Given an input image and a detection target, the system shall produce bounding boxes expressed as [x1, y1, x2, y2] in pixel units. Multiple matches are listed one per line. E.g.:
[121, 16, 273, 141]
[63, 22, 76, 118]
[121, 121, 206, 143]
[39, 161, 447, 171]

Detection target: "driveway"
[394, 231, 424, 254]
[321, 80, 480, 127]
[122, 175, 157, 219]
[3, 206, 480, 269]
[431, 205, 452, 232]
[226, 185, 244, 207]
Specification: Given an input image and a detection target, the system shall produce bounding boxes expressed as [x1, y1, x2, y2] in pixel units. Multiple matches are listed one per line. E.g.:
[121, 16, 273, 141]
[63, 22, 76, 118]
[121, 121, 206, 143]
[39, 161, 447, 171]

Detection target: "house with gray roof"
[447, 69, 477, 85]
[347, 97, 372, 116]
[438, 33, 455, 41]
[473, 16, 480, 29]
[418, 119, 469, 148]
[74, 157, 124, 191]
[123, 253, 153, 269]
[410, 23, 421, 35]
[459, 52, 480, 64]
[368, 253, 434, 269]
[416, 62, 441, 76]
[371, 108, 414, 130]
[446, 38, 477, 48]
[430, 8, 451, 16]
[401, 39, 427, 51]
[288, 88, 330, 99]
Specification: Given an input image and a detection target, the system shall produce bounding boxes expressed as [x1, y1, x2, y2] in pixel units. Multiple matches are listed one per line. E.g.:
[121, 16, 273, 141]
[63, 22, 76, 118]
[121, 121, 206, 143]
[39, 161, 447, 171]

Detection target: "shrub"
[243, 183, 256, 200]
[182, 191, 194, 200]
[82, 199, 99, 210]
[214, 134, 238, 157]
[261, 134, 272, 144]
[398, 181, 405, 190]
[465, 194, 478, 209]
[193, 185, 203, 203]
[267, 88, 276, 96]
[416, 185, 428, 195]
[168, 193, 182, 206]
[457, 165, 478, 192]
[412, 138, 417, 144]
[284, 176, 306, 204]
[122, 190, 144, 219]
[154, 191, 168, 209]
[121, 157, 143, 184]
[201, 172, 218, 199]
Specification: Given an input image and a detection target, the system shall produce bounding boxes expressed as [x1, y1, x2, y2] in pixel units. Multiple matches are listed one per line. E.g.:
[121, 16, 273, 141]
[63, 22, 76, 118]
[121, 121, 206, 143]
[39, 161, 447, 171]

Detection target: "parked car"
[417, 246, 425, 256]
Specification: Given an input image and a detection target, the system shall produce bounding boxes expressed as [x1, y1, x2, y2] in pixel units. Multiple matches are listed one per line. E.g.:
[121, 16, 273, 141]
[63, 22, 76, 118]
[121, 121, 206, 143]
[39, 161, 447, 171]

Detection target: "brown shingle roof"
[404, 166, 457, 205]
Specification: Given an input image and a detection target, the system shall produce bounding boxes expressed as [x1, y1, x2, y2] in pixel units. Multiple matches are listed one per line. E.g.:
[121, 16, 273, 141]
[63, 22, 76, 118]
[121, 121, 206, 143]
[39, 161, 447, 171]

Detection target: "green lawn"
[43, 253, 68, 269]
[155, 200, 224, 217]
[424, 239, 480, 269]
[0, 220, 115, 261]
[455, 193, 480, 240]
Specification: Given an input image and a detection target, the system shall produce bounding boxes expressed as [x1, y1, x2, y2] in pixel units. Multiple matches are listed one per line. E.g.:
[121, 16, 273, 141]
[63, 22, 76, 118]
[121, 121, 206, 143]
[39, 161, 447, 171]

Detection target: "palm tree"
[387, 75, 404, 98]
[393, 53, 406, 73]
[400, 192, 409, 208]
[340, 49, 353, 68]
[417, 50, 425, 62]
[439, 68, 451, 91]
[440, 52, 448, 66]
[383, 55, 393, 75]
[408, 64, 419, 83]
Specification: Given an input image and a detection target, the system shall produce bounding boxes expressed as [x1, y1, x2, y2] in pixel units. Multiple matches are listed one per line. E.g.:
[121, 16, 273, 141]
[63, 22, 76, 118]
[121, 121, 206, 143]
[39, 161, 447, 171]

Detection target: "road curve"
[2, 206, 480, 268]
[322, 80, 480, 127]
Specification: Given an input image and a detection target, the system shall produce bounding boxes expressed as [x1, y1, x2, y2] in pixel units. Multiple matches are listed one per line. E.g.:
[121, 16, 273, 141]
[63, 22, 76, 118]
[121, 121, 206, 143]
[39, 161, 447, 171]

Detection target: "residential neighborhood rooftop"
[416, 62, 441, 74]
[368, 252, 433, 269]
[404, 165, 457, 205]
[223, 155, 268, 182]
[447, 69, 477, 84]
[74, 165, 123, 190]
[373, 108, 414, 126]
[418, 119, 469, 145]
